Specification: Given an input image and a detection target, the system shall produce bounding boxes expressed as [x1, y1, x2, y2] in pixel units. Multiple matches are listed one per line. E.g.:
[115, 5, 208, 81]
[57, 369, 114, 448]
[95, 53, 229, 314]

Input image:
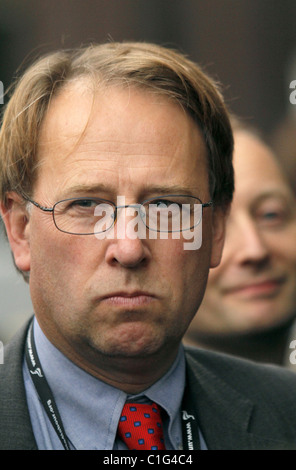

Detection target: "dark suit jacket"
[1, 320, 296, 450]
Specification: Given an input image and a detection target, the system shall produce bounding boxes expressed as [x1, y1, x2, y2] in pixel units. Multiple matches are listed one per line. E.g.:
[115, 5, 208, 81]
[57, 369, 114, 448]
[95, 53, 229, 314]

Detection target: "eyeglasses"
[23, 195, 213, 235]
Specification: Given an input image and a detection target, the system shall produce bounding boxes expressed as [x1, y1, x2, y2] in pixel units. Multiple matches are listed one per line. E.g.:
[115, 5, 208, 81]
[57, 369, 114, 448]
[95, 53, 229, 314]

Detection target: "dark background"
[1, 0, 296, 136]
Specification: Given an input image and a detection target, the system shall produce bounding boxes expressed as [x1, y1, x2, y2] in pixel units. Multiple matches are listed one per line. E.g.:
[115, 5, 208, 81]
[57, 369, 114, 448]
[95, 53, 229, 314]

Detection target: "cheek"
[165, 239, 210, 302]
[263, 231, 296, 264]
[29, 216, 99, 291]
[161, 239, 197, 274]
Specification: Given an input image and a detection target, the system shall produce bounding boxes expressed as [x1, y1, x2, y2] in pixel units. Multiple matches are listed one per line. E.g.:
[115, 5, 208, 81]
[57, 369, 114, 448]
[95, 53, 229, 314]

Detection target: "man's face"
[189, 130, 296, 336]
[8, 84, 225, 370]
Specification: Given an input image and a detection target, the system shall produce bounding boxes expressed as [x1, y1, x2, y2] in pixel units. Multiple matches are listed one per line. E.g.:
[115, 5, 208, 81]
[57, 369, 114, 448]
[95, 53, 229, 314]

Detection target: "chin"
[226, 311, 289, 334]
[88, 324, 165, 358]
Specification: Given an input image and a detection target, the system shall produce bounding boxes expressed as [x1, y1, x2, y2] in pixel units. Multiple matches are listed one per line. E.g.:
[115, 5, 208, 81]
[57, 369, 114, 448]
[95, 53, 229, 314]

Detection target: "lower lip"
[102, 295, 155, 307]
[226, 280, 284, 298]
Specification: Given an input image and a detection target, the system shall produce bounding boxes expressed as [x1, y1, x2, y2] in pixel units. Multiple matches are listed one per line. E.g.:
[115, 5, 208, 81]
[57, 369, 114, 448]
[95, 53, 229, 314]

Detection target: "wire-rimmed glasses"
[23, 194, 213, 235]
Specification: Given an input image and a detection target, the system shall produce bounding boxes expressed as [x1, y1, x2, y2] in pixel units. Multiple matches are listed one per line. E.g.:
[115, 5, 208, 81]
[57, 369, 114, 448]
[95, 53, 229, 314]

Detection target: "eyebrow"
[252, 190, 293, 204]
[61, 183, 112, 198]
[249, 190, 295, 213]
[60, 183, 198, 198]
[140, 185, 198, 196]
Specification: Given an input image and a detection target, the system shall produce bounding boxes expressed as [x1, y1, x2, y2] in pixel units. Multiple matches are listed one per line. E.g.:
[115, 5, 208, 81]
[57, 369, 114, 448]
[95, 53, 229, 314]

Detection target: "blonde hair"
[0, 41, 234, 208]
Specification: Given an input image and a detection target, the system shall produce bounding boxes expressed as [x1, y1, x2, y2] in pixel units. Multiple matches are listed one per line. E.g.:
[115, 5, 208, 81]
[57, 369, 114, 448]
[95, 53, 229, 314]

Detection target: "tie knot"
[118, 402, 166, 450]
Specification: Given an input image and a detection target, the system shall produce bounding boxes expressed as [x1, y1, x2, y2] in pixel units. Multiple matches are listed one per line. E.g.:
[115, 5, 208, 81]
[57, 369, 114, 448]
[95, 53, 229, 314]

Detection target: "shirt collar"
[33, 317, 185, 450]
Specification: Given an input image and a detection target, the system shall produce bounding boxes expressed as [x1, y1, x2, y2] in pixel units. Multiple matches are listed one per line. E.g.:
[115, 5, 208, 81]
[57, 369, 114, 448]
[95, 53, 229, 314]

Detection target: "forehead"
[232, 130, 292, 202]
[36, 83, 209, 197]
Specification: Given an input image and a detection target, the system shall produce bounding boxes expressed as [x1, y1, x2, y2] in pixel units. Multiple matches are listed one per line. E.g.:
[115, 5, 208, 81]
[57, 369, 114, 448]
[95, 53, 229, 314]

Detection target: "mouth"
[223, 277, 286, 299]
[100, 291, 157, 307]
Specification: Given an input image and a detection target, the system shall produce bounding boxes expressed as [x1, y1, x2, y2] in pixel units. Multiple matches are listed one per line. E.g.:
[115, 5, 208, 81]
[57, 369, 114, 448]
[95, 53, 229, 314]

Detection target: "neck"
[35, 318, 180, 394]
[65, 344, 180, 394]
[186, 317, 295, 365]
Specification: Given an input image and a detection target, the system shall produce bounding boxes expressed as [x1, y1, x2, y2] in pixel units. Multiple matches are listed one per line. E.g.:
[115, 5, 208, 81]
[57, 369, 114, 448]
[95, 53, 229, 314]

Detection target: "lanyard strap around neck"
[25, 321, 71, 450]
[180, 378, 200, 450]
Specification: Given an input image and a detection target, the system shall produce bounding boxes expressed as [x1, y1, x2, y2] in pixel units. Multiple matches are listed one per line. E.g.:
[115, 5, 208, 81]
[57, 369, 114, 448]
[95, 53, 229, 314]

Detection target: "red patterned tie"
[118, 402, 166, 450]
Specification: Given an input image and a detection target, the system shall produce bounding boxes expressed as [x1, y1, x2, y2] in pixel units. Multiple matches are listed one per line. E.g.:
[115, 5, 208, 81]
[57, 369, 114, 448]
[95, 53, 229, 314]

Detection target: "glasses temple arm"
[202, 201, 213, 208]
[22, 196, 53, 212]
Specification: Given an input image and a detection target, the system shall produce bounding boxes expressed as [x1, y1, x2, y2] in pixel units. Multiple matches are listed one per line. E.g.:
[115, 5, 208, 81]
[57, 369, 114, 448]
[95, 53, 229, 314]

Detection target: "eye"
[262, 211, 281, 220]
[147, 199, 183, 218]
[70, 198, 97, 208]
[255, 201, 291, 228]
[62, 198, 100, 216]
[153, 199, 180, 208]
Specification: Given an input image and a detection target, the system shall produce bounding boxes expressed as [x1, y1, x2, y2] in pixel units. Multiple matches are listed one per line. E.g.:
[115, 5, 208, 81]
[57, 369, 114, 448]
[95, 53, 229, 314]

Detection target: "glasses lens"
[53, 198, 115, 234]
[143, 195, 202, 232]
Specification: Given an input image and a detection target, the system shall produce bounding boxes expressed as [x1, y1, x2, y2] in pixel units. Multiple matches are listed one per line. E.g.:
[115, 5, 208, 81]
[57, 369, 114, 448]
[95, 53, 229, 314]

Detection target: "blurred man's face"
[8, 84, 225, 376]
[188, 130, 296, 336]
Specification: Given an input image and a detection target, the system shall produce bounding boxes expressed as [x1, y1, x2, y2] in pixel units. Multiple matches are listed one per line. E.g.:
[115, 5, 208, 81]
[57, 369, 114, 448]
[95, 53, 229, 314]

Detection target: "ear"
[0, 192, 31, 273]
[210, 205, 229, 268]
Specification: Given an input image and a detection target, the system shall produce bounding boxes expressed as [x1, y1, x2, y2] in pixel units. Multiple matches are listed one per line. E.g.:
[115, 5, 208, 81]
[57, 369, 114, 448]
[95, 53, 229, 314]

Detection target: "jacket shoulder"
[184, 346, 296, 449]
[0, 319, 37, 450]
[185, 345, 296, 405]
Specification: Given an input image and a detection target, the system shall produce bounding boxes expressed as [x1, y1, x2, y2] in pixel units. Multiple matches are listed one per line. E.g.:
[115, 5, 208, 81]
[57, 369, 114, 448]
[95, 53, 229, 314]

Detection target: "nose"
[227, 216, 269, 266]
[105, 237, 148, 268]
[104, 206, 149, 268]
